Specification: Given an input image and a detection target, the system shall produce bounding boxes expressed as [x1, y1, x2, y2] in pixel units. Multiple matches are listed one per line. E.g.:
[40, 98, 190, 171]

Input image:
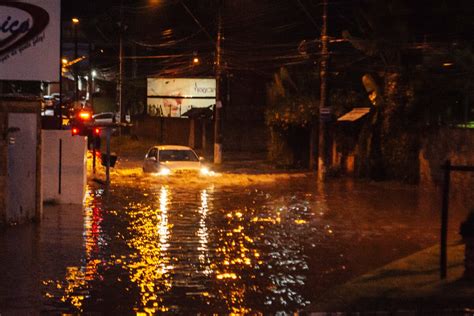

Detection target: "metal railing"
[440, 159, 474, 279]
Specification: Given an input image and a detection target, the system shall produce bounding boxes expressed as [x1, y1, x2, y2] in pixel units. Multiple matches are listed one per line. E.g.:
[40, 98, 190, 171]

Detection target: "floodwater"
[0, 174, 469, 314]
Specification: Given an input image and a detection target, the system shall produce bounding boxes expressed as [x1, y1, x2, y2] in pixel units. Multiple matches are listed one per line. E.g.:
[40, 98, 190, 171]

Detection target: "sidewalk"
[311, 241, 474, 313]
[201, 151, 310, 175]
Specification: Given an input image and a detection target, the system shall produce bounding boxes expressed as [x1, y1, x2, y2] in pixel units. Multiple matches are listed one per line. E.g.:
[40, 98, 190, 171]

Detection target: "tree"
[265, 67, 319, 167]
[343, 0, 419, 181]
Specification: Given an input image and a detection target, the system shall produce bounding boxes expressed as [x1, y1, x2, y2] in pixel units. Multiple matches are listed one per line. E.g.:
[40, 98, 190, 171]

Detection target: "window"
[147, 148, 158, 159]
[158, 150, 199, 162]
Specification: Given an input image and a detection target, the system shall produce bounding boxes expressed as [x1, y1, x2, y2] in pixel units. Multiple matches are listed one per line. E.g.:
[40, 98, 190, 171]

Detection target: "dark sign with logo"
[319, 107, 333, 122]
[0, 1, 60, 81]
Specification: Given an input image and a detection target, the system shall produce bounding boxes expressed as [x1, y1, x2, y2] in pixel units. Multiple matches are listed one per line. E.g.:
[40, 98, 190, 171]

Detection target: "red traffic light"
[94, 128, 100, 135]
[71, 125, 89, 136]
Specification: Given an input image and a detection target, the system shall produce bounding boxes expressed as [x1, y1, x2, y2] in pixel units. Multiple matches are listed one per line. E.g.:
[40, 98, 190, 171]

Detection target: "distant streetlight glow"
[193, 57, 200, 64]
[62, 58, 68, 65]
[72, 17, 79, 24]
[91, 70, 97, 78]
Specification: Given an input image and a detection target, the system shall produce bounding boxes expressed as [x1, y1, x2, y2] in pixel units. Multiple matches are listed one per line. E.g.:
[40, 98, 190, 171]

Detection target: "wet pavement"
[0, 173, 469, 314]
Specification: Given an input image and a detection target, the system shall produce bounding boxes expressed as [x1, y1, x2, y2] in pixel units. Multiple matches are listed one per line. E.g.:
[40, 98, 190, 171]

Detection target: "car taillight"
[78, 111, 92, 120]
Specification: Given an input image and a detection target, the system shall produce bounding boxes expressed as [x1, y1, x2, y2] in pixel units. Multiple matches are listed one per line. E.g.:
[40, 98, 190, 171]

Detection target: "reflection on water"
[41, 178, 467, 314]
[197, 189, 212, 276]
[47, 187, 105, 312]
[124, 185, 173, 314]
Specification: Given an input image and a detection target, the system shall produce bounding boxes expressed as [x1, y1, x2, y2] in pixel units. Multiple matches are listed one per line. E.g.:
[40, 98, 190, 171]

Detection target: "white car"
[143, 145, 212, 176]
[92, 112, 118, 125]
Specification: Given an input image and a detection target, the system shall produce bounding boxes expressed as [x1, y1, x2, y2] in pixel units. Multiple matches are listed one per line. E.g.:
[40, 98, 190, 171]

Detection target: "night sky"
[60, 0, 474, 80]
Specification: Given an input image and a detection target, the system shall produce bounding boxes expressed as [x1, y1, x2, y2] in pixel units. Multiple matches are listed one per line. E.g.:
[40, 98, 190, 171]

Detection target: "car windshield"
[159, 150, 199, 162]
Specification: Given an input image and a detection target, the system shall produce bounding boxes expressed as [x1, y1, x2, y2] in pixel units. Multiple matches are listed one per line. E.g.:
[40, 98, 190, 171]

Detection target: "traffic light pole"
[92, 137, 96, 174]
[105, 127, 111, 188]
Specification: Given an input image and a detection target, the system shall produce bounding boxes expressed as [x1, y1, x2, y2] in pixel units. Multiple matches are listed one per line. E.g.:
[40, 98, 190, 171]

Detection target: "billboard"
[0, 0, 60, 82]
[147, 78, 216, 117]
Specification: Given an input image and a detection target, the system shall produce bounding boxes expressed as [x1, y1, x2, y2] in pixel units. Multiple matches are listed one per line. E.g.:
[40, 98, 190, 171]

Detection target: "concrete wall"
[0, 97, 42, 227]
[42, 130, 87, 205]
[131, 116, 267, 153]
[131, 116, 189, 146]
[0, 109, 7, 226]
[420, 127, 474, 209]
[223, 120, 268, 152]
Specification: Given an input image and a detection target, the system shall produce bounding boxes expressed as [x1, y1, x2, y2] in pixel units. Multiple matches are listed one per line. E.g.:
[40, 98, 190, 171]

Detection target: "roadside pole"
[106, 127, 111, 189]
[73, 19, 79, 106]
[440, 160, 450, 279]
[92, 136, 96, 174]
[214, 3, 223, 164]
[439, 160, 474, 279]
[318, 0, 330, 181]
[117, 0, 124, 136]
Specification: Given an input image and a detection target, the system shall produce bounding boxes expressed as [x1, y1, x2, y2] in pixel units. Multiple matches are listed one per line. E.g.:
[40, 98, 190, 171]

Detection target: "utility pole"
[117, 1, 124, 125]
[88, 42, 93, 109]
[72, 18, 79, 106]
[318, 0, 330, 181]
[214, 3, 223, 164]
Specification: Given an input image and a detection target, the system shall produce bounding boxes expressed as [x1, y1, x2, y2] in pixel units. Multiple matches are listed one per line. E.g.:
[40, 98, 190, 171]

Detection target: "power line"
[179, 0, 215, 45]
[295, 0, 321, 34]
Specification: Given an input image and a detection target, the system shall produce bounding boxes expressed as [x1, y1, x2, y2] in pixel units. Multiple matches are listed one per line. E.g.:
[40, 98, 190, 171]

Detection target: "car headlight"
[200, 167, 210, 175]
[158, 166, 171, 176]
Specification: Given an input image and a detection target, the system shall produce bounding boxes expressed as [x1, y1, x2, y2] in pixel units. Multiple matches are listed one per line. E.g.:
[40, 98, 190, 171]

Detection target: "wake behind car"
[143, 145, 212, 176]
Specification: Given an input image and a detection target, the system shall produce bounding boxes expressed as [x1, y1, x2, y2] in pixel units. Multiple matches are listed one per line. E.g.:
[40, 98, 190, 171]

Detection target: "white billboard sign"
[0, 0, 60, 82]
[147, 78, 216, 117]
[147, 98, 215, 117]
[148, 78, 216, 98]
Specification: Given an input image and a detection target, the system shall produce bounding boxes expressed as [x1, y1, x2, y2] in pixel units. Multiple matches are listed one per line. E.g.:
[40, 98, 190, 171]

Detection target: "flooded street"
[0, 174, 469, 314]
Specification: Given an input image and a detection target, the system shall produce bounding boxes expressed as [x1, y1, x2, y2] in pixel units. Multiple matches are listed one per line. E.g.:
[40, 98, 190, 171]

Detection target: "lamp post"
[72, 17, 80, 106]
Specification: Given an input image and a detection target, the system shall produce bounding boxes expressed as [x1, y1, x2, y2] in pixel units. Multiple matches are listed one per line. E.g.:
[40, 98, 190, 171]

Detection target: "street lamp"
[72, 17, 79, 106]
[61, 58, 68, 76]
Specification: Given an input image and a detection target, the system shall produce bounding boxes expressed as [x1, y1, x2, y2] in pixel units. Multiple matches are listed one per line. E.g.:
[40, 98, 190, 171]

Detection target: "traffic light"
[92, 127, 101, 150]
[71, 124, 89, 136]
[71, 109, 93, 136]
